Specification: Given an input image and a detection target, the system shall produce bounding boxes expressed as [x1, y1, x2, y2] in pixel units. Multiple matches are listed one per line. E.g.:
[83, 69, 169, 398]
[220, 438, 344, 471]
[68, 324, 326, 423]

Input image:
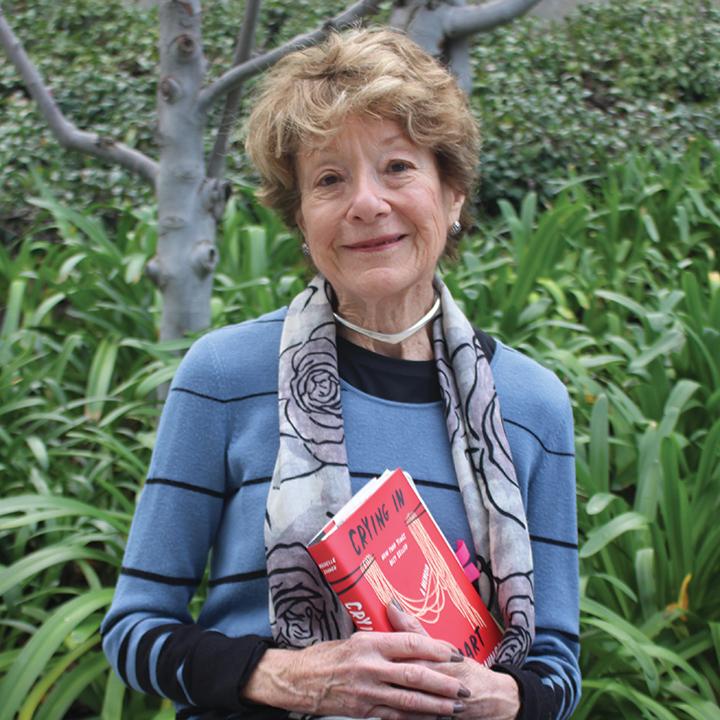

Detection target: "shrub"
[3, 0, 720, 241]
[471, 0, 720, 211]
[0, 0, 351, 245]
[1, 138, 718, 718]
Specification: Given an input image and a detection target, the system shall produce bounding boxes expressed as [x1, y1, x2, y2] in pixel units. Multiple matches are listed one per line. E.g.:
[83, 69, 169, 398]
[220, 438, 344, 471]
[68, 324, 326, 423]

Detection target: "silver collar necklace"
[333, 293, 441, 345]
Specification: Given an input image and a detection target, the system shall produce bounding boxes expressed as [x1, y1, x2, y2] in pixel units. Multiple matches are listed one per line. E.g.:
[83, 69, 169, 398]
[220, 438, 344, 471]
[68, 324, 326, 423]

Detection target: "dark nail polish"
[391, 597, 404, 612]
[436, 716, 452, 720]
[451, 651, 465, 662]
[457, 685, 471, 699]
[454, 701, 466, 714]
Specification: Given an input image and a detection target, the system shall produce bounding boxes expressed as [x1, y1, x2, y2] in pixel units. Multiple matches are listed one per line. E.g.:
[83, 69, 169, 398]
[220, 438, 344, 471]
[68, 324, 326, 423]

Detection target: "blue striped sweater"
[102, 308, 581, 719]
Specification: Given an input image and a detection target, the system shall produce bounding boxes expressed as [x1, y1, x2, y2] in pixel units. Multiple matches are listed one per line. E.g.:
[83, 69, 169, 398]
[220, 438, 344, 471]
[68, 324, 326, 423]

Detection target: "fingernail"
[391, 598, 404, 612]
[436, 716, 452, 720]
[451, 651, 465, 662]
[454, 701, 466, 714]
[457, 685, 471, 699]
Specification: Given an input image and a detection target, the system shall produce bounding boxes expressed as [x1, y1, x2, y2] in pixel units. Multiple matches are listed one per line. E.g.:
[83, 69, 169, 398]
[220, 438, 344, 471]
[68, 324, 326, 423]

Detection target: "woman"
[102, 28, 580, 720]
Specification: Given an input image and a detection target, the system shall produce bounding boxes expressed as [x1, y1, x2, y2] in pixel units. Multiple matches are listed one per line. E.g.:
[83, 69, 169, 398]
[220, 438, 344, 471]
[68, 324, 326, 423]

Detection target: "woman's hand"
[388, 602, 521, 720]
[243, 614, 470, 719]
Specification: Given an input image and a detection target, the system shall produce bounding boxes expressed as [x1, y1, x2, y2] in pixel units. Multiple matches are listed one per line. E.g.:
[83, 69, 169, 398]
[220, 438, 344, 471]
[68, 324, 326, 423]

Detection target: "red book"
[307, 468, 503, 665]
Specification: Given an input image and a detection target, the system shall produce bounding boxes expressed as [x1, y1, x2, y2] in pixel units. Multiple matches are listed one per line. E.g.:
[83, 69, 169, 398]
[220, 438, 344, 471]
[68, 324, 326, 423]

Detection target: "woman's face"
[295, 115, 464, 310]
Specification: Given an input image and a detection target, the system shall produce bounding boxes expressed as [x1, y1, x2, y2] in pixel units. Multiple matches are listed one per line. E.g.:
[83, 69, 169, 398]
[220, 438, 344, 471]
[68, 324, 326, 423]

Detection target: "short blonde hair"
[245, 27, 480, 248]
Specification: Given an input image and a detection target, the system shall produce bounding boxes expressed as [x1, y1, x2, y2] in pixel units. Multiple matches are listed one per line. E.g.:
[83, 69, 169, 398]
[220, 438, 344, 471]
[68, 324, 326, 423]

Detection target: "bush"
[471, 0, 720, 210]
[1, 138, 718, 718]
[0, 0, 352, 245]
[3, 0, 720, 241]
[448, 138, 720, 717]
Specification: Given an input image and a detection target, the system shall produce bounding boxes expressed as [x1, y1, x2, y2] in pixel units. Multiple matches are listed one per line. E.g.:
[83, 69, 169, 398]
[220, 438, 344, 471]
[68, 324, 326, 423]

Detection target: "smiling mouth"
[348, 234, 406, 250]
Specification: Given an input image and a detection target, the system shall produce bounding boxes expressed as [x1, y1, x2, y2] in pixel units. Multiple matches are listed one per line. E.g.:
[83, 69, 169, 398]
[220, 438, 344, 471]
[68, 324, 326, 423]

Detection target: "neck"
[334, 286, 437, 360]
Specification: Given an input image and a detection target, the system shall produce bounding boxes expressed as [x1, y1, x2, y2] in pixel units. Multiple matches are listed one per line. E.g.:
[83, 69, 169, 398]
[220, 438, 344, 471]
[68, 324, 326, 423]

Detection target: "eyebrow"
[379, 133, 410, 147]
[304, 133, 414, 164]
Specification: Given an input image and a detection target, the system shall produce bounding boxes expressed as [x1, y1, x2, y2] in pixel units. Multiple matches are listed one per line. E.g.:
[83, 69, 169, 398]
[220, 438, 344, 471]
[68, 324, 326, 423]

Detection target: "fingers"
[368, 684, 468, 719]
[296, 635, 473, 719]
[367, 709, 438, 720]
[384, 601, 461, 662]
[384, 661, 472, 703]
[387, 598, 430, 636]
[369, 629, 461, 664]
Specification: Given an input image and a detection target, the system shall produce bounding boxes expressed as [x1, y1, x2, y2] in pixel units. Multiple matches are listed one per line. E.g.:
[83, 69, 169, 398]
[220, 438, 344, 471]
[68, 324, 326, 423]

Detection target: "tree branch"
[0, 6, 159, 186]
[207, 0, 262, 179]
[444, 0, 543, 39]
[198, 0, 381, 114]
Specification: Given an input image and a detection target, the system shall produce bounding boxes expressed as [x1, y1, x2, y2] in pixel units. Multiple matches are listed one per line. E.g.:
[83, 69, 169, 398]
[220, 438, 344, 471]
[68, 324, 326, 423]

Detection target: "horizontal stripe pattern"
[530, 534, 578, 550]
[102, 319, 580, 719]
[145, 477, 226, 499]
[171, 387, 276, 404]
[120, 567, 201, 586]
[503, 418, 575, 457]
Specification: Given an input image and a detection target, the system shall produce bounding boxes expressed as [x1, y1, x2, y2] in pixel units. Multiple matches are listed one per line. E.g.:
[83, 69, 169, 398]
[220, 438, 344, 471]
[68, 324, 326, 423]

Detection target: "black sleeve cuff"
[492, 662, 555, 720]
[154, 627, 284, 716]
[187, 632, 277, 711]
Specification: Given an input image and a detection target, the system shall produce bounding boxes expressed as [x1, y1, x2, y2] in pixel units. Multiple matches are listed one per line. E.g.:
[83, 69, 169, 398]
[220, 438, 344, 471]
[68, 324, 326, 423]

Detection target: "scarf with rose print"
[265, 274, 534, 666]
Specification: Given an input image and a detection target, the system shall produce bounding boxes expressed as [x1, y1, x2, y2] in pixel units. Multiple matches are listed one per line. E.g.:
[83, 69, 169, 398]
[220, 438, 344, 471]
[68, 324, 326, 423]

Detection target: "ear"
[445, 185, 465, 226]
[295, 206, 306, 236]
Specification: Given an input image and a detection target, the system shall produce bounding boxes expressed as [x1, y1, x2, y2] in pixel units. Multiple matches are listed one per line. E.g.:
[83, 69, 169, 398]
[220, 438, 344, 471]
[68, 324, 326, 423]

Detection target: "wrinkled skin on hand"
[243, 602, 470, 719]
[388, 603, 521, 720]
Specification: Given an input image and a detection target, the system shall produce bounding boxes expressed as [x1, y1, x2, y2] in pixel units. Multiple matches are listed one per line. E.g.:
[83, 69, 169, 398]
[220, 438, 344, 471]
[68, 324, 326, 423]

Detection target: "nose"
[346, 169, 390, 224]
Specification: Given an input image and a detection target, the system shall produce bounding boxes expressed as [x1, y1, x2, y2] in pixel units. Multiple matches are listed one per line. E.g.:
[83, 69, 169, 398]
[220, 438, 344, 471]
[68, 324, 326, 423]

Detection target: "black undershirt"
[337, 328, 497, 401]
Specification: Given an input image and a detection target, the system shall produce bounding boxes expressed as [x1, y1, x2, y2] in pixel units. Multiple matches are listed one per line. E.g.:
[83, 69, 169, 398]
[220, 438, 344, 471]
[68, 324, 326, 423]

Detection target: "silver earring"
[450, 221, 462, 236]
[301, 242, 310, 256]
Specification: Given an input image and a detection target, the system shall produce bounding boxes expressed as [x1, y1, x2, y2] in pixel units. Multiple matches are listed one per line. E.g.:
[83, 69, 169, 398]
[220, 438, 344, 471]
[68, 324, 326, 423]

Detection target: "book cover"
[307, 468, 503, 665]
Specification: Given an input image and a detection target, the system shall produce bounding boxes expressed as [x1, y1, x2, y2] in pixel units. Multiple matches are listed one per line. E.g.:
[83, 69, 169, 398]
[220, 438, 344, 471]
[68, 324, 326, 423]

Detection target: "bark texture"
[152, 0, 221, 341]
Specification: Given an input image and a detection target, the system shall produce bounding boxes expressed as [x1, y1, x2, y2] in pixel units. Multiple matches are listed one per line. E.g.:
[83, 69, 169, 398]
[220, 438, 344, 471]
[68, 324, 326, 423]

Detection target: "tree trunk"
[149, 0, 225, 341]
[391, 0, 543, 93]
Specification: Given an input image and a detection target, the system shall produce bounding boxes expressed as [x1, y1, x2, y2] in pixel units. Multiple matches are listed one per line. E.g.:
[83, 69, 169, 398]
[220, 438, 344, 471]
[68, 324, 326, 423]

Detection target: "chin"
[336, 268, 429, 306]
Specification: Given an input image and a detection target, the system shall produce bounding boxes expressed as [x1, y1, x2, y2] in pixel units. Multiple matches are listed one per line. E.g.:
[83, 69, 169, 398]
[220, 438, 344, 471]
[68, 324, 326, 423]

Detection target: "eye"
[387, 159, 412, 174]
[317, 172, 341, 187]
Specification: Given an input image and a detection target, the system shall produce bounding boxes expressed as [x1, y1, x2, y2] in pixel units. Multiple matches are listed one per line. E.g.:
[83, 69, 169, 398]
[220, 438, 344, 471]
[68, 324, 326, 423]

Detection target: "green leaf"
[0, 589, 113, 720]
[710, 622, 720, 669]
[589, 394, 609, 494]
[100, 670, 126, 720]
[0, 543, 113, 596]
[628, 329, 685, 373]
[1, 279, 26, 344]
[33, 653, 108, 720]
[0, 494, 129, 532]
[580, 512, 649, 558]
[18, 636, 99, 720]
[85, 338, 119, 421]
[586, 492, 618, 516]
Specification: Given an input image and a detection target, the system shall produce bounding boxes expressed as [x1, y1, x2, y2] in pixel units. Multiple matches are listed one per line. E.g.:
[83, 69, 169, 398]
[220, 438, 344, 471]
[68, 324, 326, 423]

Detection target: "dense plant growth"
[2, 0, 719, 242]
[1, 139, 718, 718]
[2, 0, 719, 716]
[471, 0, 720, 208]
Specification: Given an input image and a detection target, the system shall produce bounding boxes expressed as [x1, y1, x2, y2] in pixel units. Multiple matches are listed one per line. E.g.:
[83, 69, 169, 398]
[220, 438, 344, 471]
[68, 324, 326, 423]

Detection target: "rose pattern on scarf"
[436, 356, 463, 445]
[283, 326, 345, 465]
[495, 625, 533, 666]
[433, 285, 534, 667]
[267, 542, 350, 647]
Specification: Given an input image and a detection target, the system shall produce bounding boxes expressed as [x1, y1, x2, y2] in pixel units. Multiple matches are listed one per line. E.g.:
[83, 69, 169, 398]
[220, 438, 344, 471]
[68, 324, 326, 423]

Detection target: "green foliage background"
[1, 0, 719, 718]
[3, 0, 720, 237]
